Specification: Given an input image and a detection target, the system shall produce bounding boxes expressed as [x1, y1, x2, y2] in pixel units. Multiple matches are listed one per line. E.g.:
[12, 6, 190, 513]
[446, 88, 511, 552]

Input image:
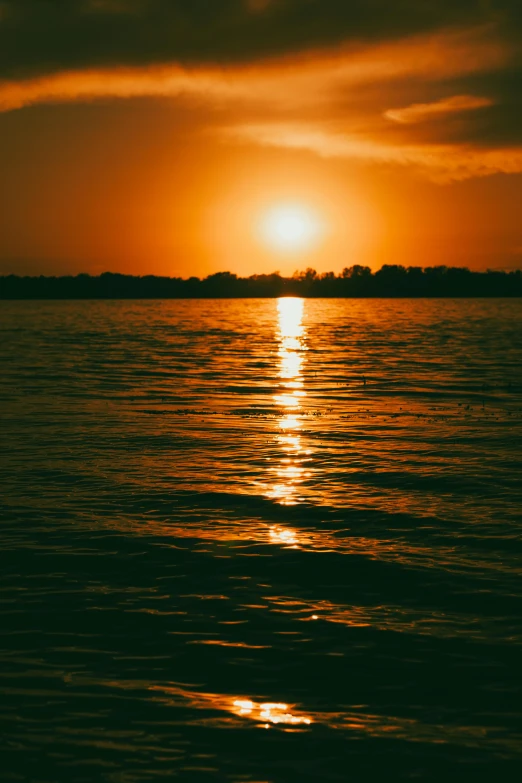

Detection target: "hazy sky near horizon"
[1, 0, 521, 277]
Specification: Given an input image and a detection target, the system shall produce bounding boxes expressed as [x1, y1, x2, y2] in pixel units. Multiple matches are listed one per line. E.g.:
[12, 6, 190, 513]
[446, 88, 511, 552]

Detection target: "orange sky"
[0, 1, 521, 276]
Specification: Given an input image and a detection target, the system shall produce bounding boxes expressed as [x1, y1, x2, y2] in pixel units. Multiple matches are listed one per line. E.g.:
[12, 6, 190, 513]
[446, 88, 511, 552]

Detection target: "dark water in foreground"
[1, 298, 521, 782]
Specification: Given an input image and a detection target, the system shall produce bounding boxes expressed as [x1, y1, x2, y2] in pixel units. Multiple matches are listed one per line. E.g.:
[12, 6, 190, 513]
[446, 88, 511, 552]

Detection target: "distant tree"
[293, 268, 318, 281]
[1, 266, 522, 299]
[341, 265, 372, 279]
[207, 271, 238, 282]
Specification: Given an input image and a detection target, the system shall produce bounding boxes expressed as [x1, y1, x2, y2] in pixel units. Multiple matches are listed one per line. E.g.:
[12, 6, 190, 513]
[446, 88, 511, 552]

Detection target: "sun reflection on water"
[145, 682, 512, 745]
[269, 526, 299, 546]
[233, 698, 312, 726]
[278, 413, 302, 431]
[267, 298, 309, 506]
[147, 683, 313, 730]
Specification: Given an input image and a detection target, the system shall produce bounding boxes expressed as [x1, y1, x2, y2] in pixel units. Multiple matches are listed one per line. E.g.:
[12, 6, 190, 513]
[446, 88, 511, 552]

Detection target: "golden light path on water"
[146, 685, 313, 731]
[233, 699, 312, 727]
[267, 297, 311, 512]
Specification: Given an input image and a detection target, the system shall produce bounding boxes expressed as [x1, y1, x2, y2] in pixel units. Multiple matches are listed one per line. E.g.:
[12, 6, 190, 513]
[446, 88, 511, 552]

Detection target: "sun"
[259, 203, 323, 252]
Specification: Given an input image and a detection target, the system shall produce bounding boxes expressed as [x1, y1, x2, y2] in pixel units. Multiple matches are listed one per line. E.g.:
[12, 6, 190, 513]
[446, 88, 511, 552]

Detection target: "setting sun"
[259, 204, 324, 252]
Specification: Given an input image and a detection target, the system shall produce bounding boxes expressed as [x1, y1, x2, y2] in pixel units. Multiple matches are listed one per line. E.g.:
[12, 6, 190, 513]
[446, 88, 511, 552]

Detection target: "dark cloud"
[418, 66, 522, 146]
[436, 102, 522, 146]
[0, 0, 519, 79]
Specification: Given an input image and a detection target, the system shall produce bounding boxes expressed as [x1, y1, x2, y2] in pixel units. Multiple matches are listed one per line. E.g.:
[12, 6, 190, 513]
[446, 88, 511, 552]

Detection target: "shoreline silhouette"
[1, 265, 521, 299]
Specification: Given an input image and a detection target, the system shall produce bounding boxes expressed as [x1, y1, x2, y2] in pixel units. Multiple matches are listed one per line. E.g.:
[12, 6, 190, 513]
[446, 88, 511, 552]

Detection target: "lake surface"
[1, 298, 521, 782]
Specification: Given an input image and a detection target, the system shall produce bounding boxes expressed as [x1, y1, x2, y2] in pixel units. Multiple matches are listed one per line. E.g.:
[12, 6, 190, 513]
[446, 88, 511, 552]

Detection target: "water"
[1, 298, 521, 782]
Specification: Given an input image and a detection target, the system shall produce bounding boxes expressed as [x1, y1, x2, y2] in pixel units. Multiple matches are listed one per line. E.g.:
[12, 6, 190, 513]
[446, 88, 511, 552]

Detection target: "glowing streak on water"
[232, 698, 312, 726]
[268, 298, 309, 506]
[270, 526, 299, 546]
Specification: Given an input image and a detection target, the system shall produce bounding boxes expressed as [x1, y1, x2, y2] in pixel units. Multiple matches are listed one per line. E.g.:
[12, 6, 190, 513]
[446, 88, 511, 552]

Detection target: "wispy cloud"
[0, 22, 519, 181]
[384, 94, 494, 124]
[225, 121, 522, 182]
[0, 66, 219, 112]
[0, 26, 509, 112]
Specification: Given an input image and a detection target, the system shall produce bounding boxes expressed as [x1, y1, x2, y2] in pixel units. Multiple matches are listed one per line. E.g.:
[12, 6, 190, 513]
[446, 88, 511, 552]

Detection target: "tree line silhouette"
[1, 265, 521, 298]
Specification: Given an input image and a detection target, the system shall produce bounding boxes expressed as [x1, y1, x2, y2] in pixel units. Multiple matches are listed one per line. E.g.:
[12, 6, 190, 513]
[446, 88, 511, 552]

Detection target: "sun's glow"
[260, 204, 323, 251]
